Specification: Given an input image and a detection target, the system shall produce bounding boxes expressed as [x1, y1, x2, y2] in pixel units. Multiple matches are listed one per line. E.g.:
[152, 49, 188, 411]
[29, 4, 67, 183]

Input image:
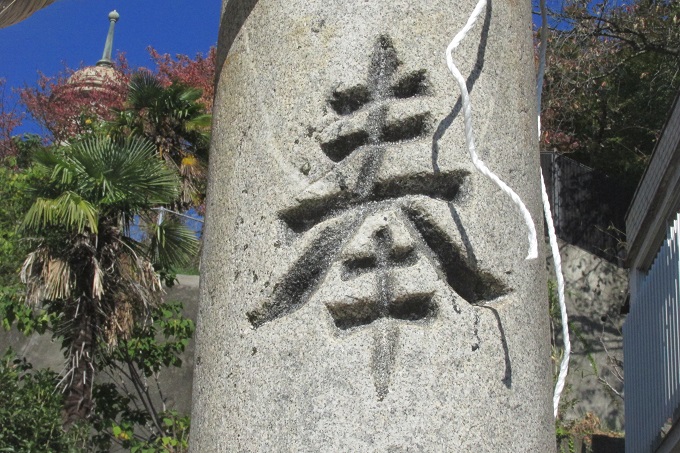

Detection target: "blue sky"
[0, 0, 556, 92]
[0, 0, 562, 135]
[0, 0, 220, 133]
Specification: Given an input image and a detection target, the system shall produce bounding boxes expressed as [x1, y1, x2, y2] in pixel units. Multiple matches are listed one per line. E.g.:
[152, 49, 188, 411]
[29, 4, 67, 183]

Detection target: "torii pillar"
[191, 0, 555, 450]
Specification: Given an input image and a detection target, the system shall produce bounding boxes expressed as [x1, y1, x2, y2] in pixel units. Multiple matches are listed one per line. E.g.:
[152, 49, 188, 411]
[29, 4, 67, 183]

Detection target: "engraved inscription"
[326, 210, 438, 399]
[279, 34, 450, 234]
[247, 35, 511, 399]
[328, 211, 435, 330]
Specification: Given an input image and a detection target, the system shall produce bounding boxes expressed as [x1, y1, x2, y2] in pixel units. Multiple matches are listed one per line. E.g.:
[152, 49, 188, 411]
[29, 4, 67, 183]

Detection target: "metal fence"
[625, 212, 680, 452]
[540, 152, 629, 264]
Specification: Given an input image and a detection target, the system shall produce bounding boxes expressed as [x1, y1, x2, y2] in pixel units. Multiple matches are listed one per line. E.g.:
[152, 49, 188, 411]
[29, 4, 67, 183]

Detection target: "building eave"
[0, 0, 58, 29]
[626, 91, 680, 270]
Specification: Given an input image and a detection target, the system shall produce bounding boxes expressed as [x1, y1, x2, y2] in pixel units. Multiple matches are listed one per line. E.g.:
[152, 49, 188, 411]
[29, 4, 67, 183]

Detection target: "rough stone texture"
[192, 0, 554, 450]
[548, 241, 626, 431]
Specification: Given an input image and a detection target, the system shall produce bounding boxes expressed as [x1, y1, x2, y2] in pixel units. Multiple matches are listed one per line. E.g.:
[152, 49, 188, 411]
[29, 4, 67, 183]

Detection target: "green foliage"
[23, 136, 180, 236]
[0, 298, 194, 452]
[123, 72, 210, 151]
[0, 159, 55, 336]
[107, 410, 190, 453]
[108, 72, 211, 210]
[105, 300, 194, 375]
[18, 134, 199, 425]
[11, 134, 43, 170]
[541, 0, 680, 193]
[0, 53, 204, 450]
[150, 218, 201, 275]
[88, 301, 194, 452]
[555, 412, 624, 453]
[0, 163, 34, 286]
[132, 411, 190, 453]
[24, 191, 99, 234]
[0, 300, 195, 452]
[0, 349, 87, 452]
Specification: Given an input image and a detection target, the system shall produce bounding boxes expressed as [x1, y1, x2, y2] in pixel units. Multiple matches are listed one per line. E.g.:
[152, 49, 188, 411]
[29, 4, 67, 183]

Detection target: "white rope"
[542, 174, 570, 417]
[535, 0, 571, 418]
[446, 0, 570, 417]
[445, 0, 538, 260]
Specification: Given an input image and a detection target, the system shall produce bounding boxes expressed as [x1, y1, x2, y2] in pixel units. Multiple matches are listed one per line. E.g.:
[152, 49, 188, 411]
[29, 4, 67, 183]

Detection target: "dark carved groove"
[372, 169, 469, 203]
[392, 69, 429, 98]
[331, 225, 435, 331]
[341, 256, 378, 280]
[389, 246, 418, 264]
[388, 293, 437, 321]
[247, 222, 350, 328]
[279, 169, 469, 234]
[320, 130, 370, 162]
[368, 35, 400, 98]
[278, 195, 350, 234]
[372, 325, 399, 401]
[329, 85, 372, 115]
[403, 207, 510, 304]
[380, 113, 431, 144]
[327, 299, 381, 330]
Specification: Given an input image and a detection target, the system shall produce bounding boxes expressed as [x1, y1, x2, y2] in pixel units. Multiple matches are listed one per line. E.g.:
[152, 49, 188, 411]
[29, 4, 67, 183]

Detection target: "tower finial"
[96, 10, 119, 67]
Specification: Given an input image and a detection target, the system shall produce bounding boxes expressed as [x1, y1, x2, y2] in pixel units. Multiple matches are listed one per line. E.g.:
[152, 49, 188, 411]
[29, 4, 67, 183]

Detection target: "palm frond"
[128, 72, 164, 110]
[23, 191, 99, 234]
[91, 256, 104, 300]
[31, 146, 62, 169]
[42, 257, 72, 301]
[111, 236, 163, 296]
[176, 85, 203, 103]
[184, 113, 212, 132]
[104, 110, 142, 139]
[31, 147, 81, 190]
[21, 247, 73, 306]
[67, 135, 179, 209]
[148, 217, 199, 271]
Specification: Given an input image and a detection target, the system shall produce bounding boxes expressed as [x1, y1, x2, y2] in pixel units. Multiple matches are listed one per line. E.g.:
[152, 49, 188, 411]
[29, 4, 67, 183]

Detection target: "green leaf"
[148, 217, 199, 271]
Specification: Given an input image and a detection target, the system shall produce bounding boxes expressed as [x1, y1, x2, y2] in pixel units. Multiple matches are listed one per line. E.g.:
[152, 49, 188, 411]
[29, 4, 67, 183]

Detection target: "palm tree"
[20, 135, 198, 425]
[108, 72, 211, 209]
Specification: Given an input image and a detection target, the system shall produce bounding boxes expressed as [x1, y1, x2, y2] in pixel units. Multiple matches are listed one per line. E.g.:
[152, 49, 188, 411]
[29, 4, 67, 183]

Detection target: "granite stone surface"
[191, 0, 554, 450]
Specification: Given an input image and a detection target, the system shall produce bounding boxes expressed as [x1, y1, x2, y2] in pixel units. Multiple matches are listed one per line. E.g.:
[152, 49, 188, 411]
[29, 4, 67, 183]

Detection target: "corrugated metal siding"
[540, 152, 629, 264]
[626, 212, 680, 452]
[626, 95, 680, 256]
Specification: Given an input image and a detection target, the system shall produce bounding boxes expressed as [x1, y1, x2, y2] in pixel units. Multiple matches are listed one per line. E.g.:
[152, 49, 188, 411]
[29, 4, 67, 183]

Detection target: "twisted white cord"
[543, 174, 570, 417]
[535, 0, 571, 418]
[445, 0, 538, 260]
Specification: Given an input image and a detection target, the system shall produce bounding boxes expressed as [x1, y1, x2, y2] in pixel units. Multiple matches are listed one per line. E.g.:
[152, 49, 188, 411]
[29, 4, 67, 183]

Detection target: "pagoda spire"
[96, 10, 119, 67]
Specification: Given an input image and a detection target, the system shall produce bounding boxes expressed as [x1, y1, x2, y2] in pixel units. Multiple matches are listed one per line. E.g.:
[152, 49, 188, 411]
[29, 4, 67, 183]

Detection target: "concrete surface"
[549, 241, 626, 431]
[0, 274, 200, 417]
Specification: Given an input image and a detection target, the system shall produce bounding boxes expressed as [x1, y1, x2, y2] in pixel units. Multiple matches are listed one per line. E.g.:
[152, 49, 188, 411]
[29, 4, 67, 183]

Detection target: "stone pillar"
[191, 0, 555, 450]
